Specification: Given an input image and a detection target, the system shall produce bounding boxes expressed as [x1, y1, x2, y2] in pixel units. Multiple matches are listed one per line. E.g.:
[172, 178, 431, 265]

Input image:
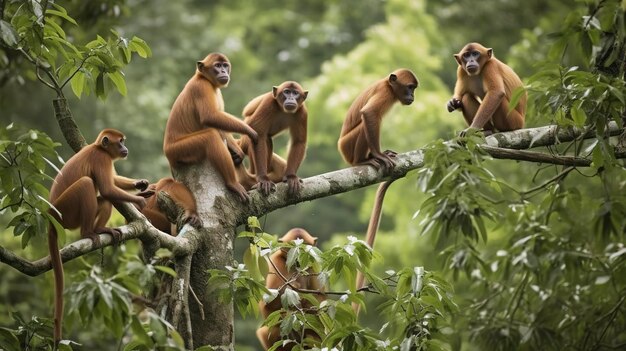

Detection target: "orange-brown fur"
[237, 81, 308, 196]
[163, 53, 258, 202]
[338, 69, 418, 170]
[140, 177, 201, 235]
[256, 228, 325, 350]
[48, 129, 149, 344]
[447, 42, 526, 135]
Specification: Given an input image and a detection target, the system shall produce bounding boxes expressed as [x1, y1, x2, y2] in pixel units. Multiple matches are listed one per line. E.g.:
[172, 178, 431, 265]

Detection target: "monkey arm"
[285, 115, 307, 177]
[95, 167, 146, 207]
[360, 111, 383, 156]
[470, 67, 506, 129]
[253, 136, 271, 179]
[114, 175, 148, 191]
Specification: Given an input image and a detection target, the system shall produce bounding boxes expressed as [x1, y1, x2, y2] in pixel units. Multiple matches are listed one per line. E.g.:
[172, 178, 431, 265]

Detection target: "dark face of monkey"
[389, 73, 417, 106]
[273, 82, 309, 113]
[455, 43, 493, 77]
[197, 53, 231, 86]
[98, 130, 128, 159]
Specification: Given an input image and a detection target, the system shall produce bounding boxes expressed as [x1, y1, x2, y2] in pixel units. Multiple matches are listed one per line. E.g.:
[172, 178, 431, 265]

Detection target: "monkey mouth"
[466, 65, 479, 74]
[283, 103, 298, 112]
[121, 150, 128, 158]
[216, 75, 229, 84]
[402, 98, 414, 105]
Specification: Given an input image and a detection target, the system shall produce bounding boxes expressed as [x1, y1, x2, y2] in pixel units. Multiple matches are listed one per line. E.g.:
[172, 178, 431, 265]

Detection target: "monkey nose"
[121, 150, 128, 157]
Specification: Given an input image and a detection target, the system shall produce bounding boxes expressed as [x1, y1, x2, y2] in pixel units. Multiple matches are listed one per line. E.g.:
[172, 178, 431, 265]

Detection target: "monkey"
[47, 129, 150, 345]
[236, 81, 308, 196]
[140, 177, 202, 235]
[163, 53, 259, 202]
[338, 69, 418, 171]
[256, 228, 325, 350]
[447, 42, 526, 136]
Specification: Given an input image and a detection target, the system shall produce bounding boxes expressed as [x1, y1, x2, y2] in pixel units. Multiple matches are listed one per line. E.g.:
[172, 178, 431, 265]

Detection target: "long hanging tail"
[353, 179, 397, 314]
[48, 225, 64, 346]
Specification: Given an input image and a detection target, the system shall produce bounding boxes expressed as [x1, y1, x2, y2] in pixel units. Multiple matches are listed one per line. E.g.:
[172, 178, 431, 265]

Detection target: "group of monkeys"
[43, 42, 526, 348]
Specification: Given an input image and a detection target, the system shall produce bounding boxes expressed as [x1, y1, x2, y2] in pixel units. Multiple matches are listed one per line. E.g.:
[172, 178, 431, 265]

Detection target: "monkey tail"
[48, 224, 64, 346]
[353, 179, 397, 314]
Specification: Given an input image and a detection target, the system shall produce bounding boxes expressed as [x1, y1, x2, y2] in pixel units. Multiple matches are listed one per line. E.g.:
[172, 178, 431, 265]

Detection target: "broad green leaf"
[108, 71, 127, 96]
[0, 20, 18, 46]
[46, 9, 78, 25]
[70, 71, 85, 98]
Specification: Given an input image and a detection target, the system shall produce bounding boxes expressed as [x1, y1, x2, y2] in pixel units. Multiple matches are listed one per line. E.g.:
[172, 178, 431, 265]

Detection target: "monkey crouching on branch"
[338, 69, 418, 171]
[163, 53, 259, 202]
[237, 81, 309, 196]
[256, 228, 325, 350]
[139, 177, 202, 235]
[447, 42, 526, 136]
[47, 128, 151, 345]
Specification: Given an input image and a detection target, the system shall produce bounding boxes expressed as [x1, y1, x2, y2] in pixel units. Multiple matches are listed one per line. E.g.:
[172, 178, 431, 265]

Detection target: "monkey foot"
[184, 213, 203, 228]
[252, 180, 276, 196]
[228, 184, 251, 203]
[93, 227, 123, 245]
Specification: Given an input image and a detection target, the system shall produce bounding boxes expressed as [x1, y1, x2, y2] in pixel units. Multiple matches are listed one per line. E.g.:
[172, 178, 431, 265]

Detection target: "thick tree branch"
[0, 204, 191, 276]
[238, 122, 624, 225]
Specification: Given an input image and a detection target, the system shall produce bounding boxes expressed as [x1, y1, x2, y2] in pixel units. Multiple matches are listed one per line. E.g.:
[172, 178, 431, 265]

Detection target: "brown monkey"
[48, 129, 150, 344]
[256, 228, 325, 350]
[237, 81, 308, 196]
[447, 42, 526, 136]
[163, 53, 258, 202]
[338, 69, 418, 171]
[140, 177, 202, 235]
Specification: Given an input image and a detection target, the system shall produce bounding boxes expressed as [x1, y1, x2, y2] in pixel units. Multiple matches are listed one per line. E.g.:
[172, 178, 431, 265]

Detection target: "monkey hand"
[458, 127, 480, 138]
[133, 179, 150, 191]
[447, 98, 462, 112]
[137, 189, 155, 198]
[283, 174, 303, 196]
[253, 176, 275, 196]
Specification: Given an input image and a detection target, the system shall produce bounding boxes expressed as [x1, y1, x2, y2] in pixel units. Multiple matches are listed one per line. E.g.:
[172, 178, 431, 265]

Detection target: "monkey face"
[455, 43, 493, 77]
[212, 61, 230, 85]
[273, 82, 308, 113]
[99, 130, 128, 159]
[388, 71, 418, 105]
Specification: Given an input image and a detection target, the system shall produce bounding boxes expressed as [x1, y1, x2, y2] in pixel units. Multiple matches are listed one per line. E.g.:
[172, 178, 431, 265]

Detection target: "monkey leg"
[256, 326, 272, 350]
[461, 95, 497, 132]
[338, 124, 371, 166]
[492, 98, 525, 131]
[166, 129, 250, 202]
[267, 153, 287, 183]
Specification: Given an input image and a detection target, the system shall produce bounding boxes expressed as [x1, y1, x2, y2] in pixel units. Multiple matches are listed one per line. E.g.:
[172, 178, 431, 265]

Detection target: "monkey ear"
[487, 48, 493, 59]
[302, 90, 309, 100]
[272, 86, 279, 98]
[388, 73, 398, 83]
[196, 61, 204, 70]
[101, 136, 110, 147]
[454, 54, 462, 66]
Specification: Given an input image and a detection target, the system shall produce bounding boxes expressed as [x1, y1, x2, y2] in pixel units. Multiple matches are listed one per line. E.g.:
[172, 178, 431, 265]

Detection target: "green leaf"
[130, 36, 152, 58]
[570, 105, 587, 127]
[46, 9, 78, 25]
[154, 265, 177, 278]
[0, 327, 21, 351]
[70, 71, 85, 98]
[0, 20, 18, 47]
[108, 71, 127, 96]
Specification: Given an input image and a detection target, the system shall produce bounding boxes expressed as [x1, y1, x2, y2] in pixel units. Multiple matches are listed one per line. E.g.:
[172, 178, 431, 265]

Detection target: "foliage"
[210, 217, 456, 350]
[0, 124, 61, 247]
[0, 0, 150, 99]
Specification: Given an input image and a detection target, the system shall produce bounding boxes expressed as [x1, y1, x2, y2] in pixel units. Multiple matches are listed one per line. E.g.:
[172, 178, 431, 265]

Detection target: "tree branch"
[0, 203, 191, 276]
[480, 145, 592, 166]
[238, 122, 624, 225]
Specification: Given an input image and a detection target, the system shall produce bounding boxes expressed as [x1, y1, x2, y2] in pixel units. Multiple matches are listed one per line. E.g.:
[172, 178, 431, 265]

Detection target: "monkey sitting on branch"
[447, 42, 527, 136]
